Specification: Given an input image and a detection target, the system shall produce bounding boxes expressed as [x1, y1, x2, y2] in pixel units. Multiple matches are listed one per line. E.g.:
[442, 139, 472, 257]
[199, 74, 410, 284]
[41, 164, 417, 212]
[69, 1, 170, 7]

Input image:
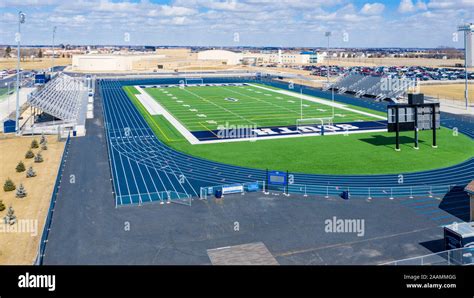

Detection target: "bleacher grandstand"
[24, 73, 89, 136]
[327, 73, 414, 102]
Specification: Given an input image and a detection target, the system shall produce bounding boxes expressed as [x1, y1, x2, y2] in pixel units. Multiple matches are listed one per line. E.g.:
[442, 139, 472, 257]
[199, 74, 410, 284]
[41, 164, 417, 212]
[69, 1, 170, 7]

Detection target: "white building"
[196, 49, 324, 66]
[241, 51, 323, 65]
[72, 49, 326, 72]
[72, 54, 165, 71]
[197, 50, 243, 65]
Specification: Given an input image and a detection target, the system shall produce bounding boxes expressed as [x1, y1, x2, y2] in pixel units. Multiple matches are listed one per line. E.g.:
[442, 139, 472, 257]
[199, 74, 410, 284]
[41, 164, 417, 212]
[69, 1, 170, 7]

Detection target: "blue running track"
[99, 77, 474, 207]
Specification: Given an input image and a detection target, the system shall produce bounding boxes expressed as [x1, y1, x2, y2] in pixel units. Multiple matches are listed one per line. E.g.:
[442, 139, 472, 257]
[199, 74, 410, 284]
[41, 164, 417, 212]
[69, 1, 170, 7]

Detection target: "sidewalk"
[425, 96, 474, 116]
[439, 98, 474, 115]
[440, 104, 474, 115]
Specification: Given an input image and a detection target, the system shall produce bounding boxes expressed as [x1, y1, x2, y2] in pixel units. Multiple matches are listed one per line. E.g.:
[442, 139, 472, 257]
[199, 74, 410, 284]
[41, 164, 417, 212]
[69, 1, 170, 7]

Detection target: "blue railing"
[35, 133, 71, 265]
[200, 181, 460, 200]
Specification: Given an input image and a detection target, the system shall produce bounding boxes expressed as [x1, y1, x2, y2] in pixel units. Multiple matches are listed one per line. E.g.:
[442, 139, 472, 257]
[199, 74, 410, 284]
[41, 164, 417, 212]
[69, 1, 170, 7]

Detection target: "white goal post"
[183, 77, 204, 85]
[296, 117, 334, 135]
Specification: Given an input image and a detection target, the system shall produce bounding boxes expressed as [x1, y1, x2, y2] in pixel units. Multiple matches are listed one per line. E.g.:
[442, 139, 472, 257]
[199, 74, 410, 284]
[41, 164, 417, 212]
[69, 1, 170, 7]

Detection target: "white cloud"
[427, 0, 474, 9]
[398, 0, 432, 13]
[73, 15, 86, 23]
[175, 0, 344, 12]
[360, 3, 385, 15]
[147, 5, 197, 17]
[169, 16, 191, 25]
[161, 5, 197, 16]
[306, 4, 382, 24]
[95, 0, 138, 12]
[0, 0, 469, 47]
[398, 0, 416, 13]
[174, 0, 257, 12]
[201, 0, 240, 11]
[416, 0, 428, 10]
[0, 0, 60, 8]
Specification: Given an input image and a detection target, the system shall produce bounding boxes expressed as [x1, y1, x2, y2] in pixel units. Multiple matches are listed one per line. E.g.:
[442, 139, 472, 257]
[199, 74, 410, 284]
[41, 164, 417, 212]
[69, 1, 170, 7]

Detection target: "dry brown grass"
[0, 135, 64, 264]
[0, 58, 71, 70]
[420, 84, 474, 102]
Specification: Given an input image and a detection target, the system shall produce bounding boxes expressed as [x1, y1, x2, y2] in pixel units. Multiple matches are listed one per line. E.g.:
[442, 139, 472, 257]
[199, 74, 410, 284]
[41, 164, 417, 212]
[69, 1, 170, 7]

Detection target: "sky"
[0, 0, 473, 48]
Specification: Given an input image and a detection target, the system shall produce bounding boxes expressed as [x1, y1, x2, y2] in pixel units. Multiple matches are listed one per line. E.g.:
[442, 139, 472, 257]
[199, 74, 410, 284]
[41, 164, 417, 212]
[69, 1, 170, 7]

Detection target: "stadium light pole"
[325, 31, 331, 83]
[325, 31, 335, 118]
[51, 26, 57, 72]
[15, 11, 26, 134]
[457, 23, 473, 110]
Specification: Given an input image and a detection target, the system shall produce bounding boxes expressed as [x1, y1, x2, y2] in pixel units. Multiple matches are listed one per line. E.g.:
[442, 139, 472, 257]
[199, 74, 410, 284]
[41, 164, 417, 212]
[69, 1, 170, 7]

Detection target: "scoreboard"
[386, 93, 440, 150]
[268, 171, 287, 185]
[387, 103, 440, 132]
[265, 170, 290, 196]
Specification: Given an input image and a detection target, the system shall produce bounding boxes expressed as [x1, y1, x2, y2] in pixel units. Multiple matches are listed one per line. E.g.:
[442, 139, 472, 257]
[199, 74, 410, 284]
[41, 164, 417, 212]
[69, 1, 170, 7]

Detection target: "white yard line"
[247, 84, 386, 120]
[135, 86, 200, 145]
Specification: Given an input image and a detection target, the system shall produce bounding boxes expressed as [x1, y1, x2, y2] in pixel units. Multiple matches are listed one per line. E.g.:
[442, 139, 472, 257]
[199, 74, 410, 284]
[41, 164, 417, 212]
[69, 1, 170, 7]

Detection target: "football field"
[123, 82, 473, 175]
[141, 83, 385, 133]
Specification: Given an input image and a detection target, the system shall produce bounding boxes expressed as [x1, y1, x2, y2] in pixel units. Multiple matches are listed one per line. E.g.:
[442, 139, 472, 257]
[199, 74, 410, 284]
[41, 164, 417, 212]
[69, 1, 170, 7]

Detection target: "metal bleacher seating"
[329, 73, 411, 102]
[27, 73, 87, 122]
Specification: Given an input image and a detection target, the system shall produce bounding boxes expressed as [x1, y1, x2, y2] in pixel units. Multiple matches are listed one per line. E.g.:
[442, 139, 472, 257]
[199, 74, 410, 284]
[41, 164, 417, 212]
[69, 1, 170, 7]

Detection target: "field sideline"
[124, 85, 474, 175]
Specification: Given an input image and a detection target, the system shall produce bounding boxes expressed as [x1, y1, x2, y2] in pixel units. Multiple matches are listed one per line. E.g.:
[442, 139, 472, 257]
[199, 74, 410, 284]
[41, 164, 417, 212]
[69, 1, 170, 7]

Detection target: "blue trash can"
[246, 182, 259, 192]
[215, 189, 223, 199]
[341, 191, 350, 200]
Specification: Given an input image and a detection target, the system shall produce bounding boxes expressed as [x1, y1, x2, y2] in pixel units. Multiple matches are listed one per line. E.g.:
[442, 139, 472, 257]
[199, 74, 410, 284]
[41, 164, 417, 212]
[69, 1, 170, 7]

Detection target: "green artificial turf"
[124, 85, 474, 175]
[142, 83, 385, 132]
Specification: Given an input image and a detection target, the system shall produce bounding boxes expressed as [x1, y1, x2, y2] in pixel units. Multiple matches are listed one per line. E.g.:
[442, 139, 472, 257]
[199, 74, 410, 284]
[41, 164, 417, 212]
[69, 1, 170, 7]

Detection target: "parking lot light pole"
[15, 11, 26, 134]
